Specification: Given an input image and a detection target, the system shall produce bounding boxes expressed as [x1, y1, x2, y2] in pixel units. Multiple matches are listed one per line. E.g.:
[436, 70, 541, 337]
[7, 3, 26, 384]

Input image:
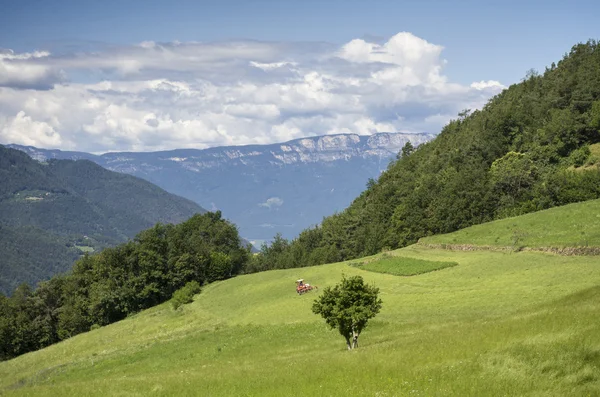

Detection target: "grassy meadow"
[1, 201, 600, 396]
[350, 255, 458, 276]
[421, 198, 600, 248]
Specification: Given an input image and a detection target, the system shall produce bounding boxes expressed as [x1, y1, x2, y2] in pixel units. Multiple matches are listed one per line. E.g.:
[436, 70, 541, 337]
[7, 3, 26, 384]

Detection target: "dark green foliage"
[171, 281, 202, 310]
[249, 40, 600, 270]
[0, 211, 249, 360]
[0, 280, 66, 360]
[312, 275, 382, 350]
[0, 146, 205, 295]
[245, 233, 292, 273]
[400, 141, 415, 158]
[0, 225, 83, 296]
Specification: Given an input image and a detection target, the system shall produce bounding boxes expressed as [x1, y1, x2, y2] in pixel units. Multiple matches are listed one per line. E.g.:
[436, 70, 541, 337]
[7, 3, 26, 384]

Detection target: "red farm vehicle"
[296, 279, 318, 295]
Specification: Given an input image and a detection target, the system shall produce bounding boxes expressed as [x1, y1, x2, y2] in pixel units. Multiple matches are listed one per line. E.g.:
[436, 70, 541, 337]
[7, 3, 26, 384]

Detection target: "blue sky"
[0, 0, 598, 152]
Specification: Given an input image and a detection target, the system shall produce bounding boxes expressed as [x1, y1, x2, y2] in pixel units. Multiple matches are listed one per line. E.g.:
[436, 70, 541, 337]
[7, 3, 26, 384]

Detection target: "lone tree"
[312, 275, 382, 350]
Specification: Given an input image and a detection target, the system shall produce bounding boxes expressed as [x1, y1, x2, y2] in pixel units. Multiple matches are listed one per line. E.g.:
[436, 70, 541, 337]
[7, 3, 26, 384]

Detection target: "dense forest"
[0, 226, 84, 296]
[0, 212, 249, 360]
[248, 40, 600, 272]
[0, 146, 205, 295]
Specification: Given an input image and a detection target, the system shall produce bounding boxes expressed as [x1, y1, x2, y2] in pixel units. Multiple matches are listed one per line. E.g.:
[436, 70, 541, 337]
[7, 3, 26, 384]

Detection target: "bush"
[171, 281, 201, 310]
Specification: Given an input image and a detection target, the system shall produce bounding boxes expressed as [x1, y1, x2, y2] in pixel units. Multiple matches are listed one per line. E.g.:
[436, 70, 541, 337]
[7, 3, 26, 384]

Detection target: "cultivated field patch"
[350, 254, 458, 276]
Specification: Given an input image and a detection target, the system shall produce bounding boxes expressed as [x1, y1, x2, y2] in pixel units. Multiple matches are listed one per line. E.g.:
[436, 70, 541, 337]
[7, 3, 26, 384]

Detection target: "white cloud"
[250, 61, 297, 71]
[470, 80, 505, 90]
[0, 50, 51, 61]
[0, 50, 62, 89]
[259, 197, 284, 208]
[338, 32, 443, 67]
[1, 111, 62, 147]
[0, 32, 505, 152]
[225, 103, 281, 120]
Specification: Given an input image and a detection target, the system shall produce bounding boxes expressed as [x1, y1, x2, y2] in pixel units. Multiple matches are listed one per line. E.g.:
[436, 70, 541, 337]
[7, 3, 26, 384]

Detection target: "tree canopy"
[312, 275, 382, 350]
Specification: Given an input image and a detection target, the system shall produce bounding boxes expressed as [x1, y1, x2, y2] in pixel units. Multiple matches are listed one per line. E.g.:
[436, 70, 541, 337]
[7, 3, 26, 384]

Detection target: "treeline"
[248, 40, 600, 272]
[0, 211, 249, 361]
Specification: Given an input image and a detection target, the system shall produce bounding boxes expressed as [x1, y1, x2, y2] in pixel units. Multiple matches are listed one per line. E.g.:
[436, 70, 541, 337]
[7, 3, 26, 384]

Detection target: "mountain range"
[9, 132, 434, 244]
[0, 145, 206, 295]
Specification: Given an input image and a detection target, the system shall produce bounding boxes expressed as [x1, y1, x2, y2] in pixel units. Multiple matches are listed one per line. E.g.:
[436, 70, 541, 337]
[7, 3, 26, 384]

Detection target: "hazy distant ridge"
[9, 132, 434, 242]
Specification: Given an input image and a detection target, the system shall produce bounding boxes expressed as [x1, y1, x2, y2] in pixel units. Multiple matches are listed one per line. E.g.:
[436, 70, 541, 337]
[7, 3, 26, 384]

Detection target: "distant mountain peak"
[6, 131, 434, 242]
[7, 132, 432, 164]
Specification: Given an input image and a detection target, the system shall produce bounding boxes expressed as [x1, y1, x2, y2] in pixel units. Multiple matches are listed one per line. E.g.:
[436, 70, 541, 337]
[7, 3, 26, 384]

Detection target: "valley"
[9, 132, 433, 243]
[1, 200, 599, 396]
[1, 9, 599, 395]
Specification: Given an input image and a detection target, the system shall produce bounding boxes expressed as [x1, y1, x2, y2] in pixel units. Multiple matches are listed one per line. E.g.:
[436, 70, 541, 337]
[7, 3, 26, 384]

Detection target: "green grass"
[421, 198, 600, 248]
[74, 245, 95, 253]
[587, 143, 600, 166]
[1, 200, 600, 396]
[350, 254, 458, 276]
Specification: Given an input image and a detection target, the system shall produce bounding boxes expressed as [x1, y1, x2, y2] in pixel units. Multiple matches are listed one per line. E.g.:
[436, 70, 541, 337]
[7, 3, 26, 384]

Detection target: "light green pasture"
[1, 244, 599, 396]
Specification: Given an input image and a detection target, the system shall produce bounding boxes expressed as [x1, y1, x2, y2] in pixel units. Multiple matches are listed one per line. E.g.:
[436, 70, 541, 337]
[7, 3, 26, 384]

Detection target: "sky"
[0, 0, 598, 153]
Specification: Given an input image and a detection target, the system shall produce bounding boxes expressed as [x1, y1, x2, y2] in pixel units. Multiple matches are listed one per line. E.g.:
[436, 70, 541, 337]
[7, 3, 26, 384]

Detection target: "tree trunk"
[344, 335, 352, 350]
[352, 327, 359, 349]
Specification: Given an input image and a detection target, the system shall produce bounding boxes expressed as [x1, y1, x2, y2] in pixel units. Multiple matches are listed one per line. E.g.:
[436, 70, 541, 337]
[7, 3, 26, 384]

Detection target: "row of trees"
[0, 211, 250, 360]
[247, 40, 600, 272]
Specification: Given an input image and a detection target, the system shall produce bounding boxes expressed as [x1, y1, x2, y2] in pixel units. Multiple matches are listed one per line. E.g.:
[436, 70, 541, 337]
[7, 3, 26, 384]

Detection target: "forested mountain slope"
[0, 146, 205, 295]
[252, 40, 600, 270]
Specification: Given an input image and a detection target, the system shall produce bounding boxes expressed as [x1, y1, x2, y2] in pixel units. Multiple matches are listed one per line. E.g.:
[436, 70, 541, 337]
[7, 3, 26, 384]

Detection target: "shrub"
[171, 281, 201, 310]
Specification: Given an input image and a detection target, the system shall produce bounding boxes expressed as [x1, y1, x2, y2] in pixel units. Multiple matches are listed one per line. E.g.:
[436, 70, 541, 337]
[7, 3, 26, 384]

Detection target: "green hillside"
[1, 200, 599, 396]
[0, 145, 205, 295]
[249, 40, 600, 272]
[421, 198, 600, 248]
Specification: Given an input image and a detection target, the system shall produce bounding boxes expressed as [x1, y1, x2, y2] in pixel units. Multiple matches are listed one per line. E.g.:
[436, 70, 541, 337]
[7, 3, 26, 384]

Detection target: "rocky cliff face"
[9, 132, 434, 244]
